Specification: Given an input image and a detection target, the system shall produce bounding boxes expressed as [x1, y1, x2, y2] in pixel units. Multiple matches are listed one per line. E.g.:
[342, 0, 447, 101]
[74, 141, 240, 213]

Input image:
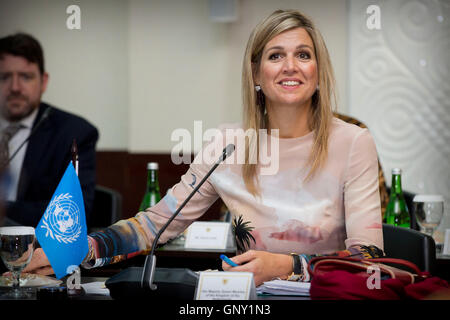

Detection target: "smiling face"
[0, 54, 48, 121]
[254, 27, 318, 111]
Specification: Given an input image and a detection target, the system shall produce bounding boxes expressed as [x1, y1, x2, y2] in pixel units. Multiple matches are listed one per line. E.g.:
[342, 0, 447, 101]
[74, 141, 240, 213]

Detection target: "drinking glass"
[413, 195, 444, 237]
[0, 226, 36, 299]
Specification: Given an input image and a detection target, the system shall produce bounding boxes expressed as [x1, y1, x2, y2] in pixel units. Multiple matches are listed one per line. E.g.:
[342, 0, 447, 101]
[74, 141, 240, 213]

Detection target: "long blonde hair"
[242, 9, 337, 196]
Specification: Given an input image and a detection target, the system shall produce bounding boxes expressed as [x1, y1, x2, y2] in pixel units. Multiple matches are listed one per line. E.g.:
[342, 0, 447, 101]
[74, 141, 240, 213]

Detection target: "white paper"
[256, 279, 310, 296]
[195, 271, 256, 300]
[81, 281, 110, 296]
[185, 221, 231, 249]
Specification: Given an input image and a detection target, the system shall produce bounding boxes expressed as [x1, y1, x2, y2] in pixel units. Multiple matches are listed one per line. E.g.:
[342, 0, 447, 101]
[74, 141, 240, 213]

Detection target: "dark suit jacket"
[5, 102, 99, 227]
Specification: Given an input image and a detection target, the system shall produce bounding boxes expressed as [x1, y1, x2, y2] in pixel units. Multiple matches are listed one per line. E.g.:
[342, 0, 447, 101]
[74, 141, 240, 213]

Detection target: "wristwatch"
[291, 253, 303, 274]
[287, 253, 303, 281]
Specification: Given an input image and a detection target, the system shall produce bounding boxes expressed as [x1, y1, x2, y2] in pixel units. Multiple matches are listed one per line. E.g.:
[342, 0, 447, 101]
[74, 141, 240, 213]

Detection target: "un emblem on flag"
[41, 193, 82, 244]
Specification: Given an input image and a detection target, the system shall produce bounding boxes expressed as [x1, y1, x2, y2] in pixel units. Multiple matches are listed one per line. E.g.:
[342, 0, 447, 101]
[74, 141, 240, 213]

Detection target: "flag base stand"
[67, 287, 85, 297]
[105, 267, 198, 300]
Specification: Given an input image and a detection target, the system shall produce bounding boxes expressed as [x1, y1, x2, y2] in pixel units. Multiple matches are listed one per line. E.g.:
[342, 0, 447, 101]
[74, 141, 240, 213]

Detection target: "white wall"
[348, 0, 450, 241]
[128, 0, 232, 153]
[0, 0, 129, 150]
[0, 0, 348, 152]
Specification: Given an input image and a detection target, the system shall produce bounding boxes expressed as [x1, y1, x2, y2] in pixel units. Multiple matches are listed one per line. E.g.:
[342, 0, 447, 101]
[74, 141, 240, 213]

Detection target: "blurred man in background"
[0, 33, 98, 227]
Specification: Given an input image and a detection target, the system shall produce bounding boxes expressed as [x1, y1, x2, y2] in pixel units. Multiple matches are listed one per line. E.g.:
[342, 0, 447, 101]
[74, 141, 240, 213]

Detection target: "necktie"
[0, 123, 23, 169]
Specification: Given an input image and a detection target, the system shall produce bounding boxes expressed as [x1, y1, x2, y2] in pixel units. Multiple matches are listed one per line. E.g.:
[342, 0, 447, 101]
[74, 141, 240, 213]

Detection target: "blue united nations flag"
[36, 162, 88, 279]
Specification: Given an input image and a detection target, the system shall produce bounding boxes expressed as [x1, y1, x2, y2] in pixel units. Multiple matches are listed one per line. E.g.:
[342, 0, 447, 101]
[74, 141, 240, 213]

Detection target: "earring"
[255, 85, 265, 110]
[316, 84, 320, 91]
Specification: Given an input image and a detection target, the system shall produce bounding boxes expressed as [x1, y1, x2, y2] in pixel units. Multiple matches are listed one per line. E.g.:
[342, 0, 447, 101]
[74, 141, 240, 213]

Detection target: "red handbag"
[307, 256, 449, 300]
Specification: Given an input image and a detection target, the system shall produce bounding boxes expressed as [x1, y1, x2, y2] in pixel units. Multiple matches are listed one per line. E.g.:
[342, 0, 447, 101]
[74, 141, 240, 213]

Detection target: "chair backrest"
[89, 185, 123, 232]
[382, 223, 436, 273]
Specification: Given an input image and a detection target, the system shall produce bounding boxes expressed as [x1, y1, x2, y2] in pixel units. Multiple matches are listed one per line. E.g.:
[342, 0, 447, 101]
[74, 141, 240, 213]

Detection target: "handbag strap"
[364, 258, 421, 274]
[307, 256, 422, 276]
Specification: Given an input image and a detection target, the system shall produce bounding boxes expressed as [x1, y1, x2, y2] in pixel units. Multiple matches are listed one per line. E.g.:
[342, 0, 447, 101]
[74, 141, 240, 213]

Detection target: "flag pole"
[69, 138, 82, 295]
[71, 139, 79, 176]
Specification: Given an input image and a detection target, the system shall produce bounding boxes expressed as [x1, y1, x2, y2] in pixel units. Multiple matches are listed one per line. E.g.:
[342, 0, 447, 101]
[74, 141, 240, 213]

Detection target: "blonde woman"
[25, 10, 383, 286]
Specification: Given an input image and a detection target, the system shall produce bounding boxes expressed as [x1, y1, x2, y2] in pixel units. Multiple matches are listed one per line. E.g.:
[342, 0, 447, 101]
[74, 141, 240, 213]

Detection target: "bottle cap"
[391, 168, 402, 174]
[147, 162, 158, 170]
[413, 194, 444, 203]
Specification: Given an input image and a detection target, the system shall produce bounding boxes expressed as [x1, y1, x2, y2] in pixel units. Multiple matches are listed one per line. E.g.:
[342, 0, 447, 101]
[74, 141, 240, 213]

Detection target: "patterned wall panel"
[348, 0, 450, 241]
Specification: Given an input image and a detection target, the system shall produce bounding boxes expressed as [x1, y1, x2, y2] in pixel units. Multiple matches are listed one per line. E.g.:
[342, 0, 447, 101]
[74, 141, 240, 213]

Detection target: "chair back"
[382, 223, 436, 273]
[89, 185, 122, 232]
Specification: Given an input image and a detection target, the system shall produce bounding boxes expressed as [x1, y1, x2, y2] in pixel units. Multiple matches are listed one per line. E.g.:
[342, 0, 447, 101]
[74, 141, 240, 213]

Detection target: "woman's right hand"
[22, 248, 54, 276]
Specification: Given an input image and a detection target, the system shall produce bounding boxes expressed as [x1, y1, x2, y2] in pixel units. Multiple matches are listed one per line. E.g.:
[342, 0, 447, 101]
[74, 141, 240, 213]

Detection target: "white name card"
[443, 229, 450, 255]
[195, 271, 256, 300]
[184, 221, 232, 249]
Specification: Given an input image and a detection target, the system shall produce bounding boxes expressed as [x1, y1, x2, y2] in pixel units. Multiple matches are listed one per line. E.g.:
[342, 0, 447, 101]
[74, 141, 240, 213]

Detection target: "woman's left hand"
[221, 250, 293, 286]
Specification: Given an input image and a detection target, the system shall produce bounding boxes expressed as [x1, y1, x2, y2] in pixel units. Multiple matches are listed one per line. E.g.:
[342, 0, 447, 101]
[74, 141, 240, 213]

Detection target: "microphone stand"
[141, 144, 235, 290]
